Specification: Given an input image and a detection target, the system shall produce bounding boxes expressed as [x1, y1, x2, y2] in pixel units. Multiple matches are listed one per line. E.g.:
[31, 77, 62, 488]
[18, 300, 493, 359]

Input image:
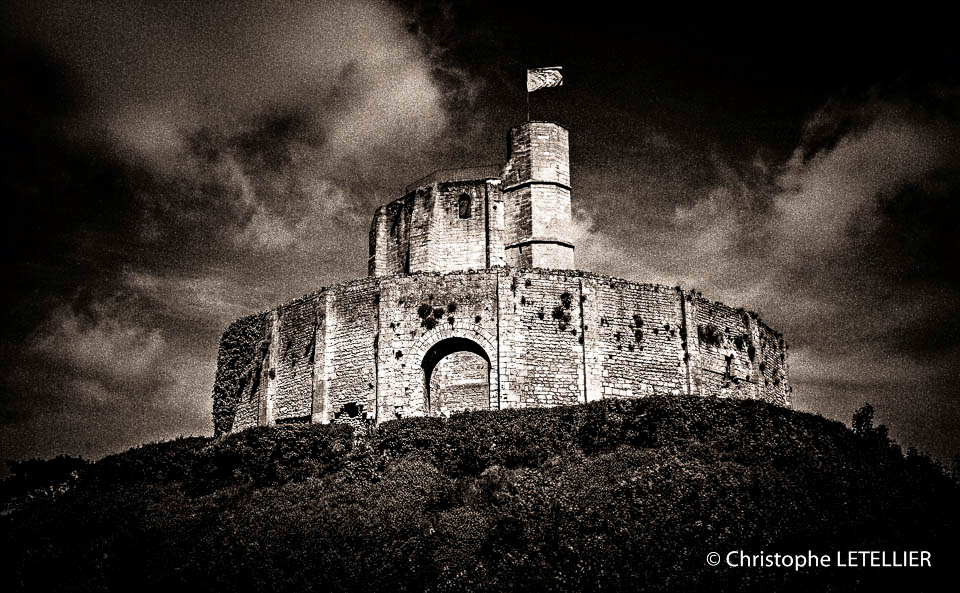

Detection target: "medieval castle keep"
[212, 121, 790, 435]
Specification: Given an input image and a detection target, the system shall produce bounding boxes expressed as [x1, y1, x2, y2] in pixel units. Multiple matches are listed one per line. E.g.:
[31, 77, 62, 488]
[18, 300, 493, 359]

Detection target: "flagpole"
[525, 67, 530, 121]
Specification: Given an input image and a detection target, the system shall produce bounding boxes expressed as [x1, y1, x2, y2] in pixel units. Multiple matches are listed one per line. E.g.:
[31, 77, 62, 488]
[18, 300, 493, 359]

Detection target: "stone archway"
[404, 326, 499, 416]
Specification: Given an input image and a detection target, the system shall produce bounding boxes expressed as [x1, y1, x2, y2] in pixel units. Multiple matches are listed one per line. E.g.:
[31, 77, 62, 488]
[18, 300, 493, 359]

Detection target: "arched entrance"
[421, 337, 491, 415]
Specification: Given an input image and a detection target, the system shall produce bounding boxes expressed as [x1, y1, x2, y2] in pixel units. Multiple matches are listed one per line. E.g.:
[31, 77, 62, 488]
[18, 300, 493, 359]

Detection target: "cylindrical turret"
[500, 121, 575, 269]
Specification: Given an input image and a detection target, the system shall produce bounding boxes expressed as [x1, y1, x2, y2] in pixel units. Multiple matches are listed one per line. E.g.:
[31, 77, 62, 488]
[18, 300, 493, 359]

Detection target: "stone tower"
[501, 121, 574, 269]
[367, 120, 575, 277]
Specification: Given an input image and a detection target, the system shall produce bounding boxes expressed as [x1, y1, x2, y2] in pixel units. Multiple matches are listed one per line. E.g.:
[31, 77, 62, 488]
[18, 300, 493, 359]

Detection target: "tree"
[851, 402, 894, 455]
[852, 403, 874, 437]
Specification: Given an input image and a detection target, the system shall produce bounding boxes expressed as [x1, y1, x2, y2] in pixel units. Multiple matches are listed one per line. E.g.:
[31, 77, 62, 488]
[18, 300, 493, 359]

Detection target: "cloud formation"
[29, 300, 166, 385]
[1, 0, 475, 466]
[8, 1, 451, 165]
[573, 91, 960, 460]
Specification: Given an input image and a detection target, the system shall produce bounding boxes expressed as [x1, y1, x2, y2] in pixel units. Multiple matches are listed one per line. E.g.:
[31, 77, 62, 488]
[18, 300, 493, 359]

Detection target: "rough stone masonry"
[213, 121, 790, 434]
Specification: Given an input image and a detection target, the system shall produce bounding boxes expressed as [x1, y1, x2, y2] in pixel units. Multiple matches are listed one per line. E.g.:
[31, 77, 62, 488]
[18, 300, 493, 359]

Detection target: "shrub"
[85, 424, 355, 495]
[2, 455, 89, 505]
[698, 323, 723, 348]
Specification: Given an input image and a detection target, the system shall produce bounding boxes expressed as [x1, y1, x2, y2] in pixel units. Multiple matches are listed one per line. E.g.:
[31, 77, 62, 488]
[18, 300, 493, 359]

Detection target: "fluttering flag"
[527, 67, 563, 92]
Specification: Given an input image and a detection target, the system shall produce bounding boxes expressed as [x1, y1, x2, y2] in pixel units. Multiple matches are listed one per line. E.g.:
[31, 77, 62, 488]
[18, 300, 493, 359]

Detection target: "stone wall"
[325, 278, 380, 425]
[756, 320, 790, 406]
[690, 295, 759, 400]
[683, 295, 789, 405]
[426, 181, 489, 271]
[273, 293, 320, 422]
[376, 270, 501, 418]
[370, 179, 503, 276]
[212, 311, 266, 435]
[429, 351, 488, 413]
[582, 280, 687, 400]
[498, 270, 584, 407]
[215, 268, 790, 433]
[368, 198, 409, 276]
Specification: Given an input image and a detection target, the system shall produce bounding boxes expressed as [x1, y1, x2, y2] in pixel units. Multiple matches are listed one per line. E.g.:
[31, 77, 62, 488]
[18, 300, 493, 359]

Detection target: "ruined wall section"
[756, 320, 790, 406]
[325, 278, 381, 425]
[407, 187, 436, 273]
[273, 292, 321, 423]
[500, 270, 584, 407]
[691, 296, 754, 399]
[582, 279, 686, 400]
[689, 295, 791, 402]
[368, 207, 387, 276]
[369, 197, 413, 277]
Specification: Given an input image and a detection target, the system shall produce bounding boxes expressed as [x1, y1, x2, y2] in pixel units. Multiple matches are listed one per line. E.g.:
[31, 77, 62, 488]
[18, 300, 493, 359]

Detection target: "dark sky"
[2, 1, 958, 470]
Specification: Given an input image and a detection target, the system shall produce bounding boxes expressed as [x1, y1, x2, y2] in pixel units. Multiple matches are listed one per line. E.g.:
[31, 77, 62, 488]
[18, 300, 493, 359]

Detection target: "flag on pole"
[527, 67, 563, 92]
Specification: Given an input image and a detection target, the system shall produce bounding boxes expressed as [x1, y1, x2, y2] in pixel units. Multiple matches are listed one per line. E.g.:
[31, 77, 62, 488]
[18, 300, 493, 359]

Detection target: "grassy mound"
[2, 396, 957, 592]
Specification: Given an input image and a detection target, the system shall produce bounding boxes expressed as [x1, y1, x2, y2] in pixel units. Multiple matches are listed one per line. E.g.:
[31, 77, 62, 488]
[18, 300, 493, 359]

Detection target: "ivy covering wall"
[212, 312, 267, 436]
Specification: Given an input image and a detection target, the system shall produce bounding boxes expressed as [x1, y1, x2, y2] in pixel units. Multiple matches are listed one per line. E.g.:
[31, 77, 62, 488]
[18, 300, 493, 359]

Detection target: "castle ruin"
[212, 121, 789, 434]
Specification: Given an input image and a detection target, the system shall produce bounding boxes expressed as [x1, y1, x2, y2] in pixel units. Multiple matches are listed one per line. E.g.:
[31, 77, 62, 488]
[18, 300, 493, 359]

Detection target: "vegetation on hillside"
[2, 396, 957, 592]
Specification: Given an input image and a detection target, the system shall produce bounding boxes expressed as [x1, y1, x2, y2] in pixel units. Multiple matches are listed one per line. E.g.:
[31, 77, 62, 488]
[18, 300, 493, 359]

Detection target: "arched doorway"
[421, 337, 490, 415]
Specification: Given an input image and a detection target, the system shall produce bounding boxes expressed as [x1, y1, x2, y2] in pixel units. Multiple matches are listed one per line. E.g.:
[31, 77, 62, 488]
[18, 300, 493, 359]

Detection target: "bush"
[1, 455, 89, 508]
[86, 423, 354, 495]
[698, 323, 723, 348]
[3, 396, 958, 592]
